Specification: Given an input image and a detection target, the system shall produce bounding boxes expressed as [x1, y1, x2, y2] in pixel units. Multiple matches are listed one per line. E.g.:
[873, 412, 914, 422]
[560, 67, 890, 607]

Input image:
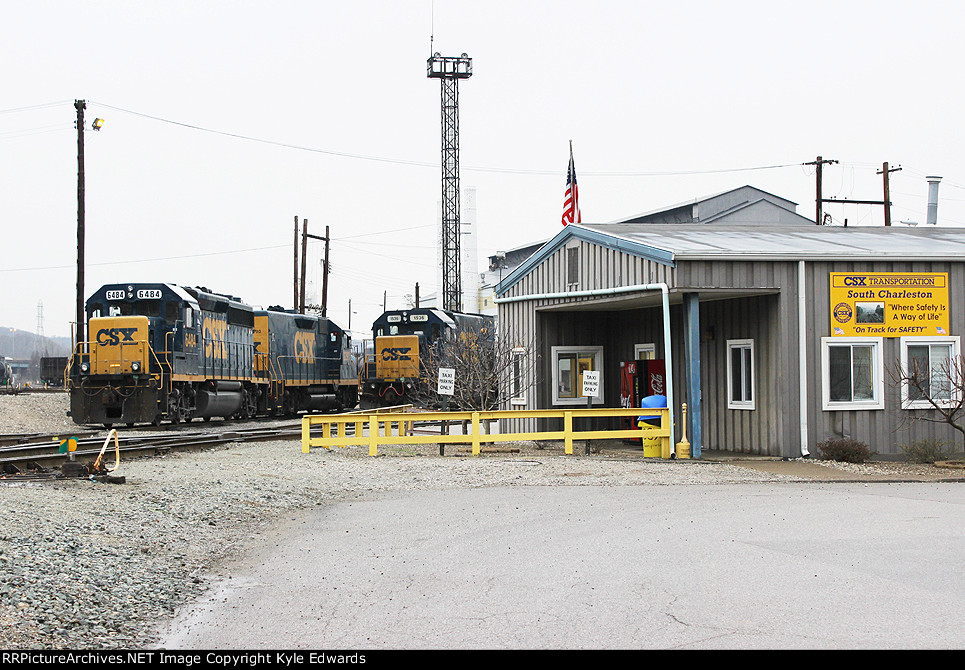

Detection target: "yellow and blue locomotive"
[67, 283, 357, 427]
[359, 307, 494, 408]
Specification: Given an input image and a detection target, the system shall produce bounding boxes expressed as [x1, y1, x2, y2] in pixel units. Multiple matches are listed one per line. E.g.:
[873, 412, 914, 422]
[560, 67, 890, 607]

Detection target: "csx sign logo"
[203, 317, 228, 359]
[381, 347, 412, 361]
[96, 327, 138, 346]
[842, 276, 868, 286]
[294, 331, 316, 364]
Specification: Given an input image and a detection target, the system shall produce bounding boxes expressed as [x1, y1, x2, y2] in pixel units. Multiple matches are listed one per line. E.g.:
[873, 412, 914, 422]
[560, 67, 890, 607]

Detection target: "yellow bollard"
[676, 403, 691, 459]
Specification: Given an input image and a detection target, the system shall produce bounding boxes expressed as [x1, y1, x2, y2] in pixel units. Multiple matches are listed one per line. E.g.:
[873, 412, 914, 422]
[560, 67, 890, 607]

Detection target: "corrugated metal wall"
[498, 240, 676, 435]
[498, 238, 965, 457]
[804, 260, 965, 457]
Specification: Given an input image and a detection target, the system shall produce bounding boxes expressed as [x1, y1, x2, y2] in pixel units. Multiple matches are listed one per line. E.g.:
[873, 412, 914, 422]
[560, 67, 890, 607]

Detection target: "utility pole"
[321, 225, 330, 317]
[75, 100, 86, 346]
[299, 224, 331, 316]
[805, 156, 838, 225]
[820, 161, 898, 227]
[300, 218, 308, 313]
[878, 162, 902, 227]
[293, 215, 299, 311]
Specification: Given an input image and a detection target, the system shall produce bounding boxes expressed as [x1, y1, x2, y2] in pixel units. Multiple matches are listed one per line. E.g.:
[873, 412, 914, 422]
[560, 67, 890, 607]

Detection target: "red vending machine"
[620, 359, 666, 441]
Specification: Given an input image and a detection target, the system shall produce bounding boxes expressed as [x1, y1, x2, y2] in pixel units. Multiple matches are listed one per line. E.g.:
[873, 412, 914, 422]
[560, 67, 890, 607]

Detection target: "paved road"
[158, 482, 965, 650]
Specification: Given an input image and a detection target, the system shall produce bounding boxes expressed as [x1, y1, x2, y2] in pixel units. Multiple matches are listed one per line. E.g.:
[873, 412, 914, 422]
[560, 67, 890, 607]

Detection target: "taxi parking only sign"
[437, 367, 455, 396]
[829, 272, 949, 337]
[582, 370, 600, 397]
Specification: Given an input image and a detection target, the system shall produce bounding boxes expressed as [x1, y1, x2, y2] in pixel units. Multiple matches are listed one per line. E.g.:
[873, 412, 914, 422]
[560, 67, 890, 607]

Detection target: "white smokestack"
[926, 176, 942, 225]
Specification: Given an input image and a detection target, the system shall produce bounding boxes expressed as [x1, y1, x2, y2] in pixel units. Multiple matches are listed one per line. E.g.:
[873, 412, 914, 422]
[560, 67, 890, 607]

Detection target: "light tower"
[427, 52, 472, 313]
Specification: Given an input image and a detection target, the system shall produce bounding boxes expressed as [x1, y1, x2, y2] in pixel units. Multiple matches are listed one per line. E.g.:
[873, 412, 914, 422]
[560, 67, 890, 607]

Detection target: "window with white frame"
[821, 337, 884, 410]
[727, 339, 755, 410]
[900, 336, 960, 409]
[634, 343, 656, 360]
[552, 345, 604, 405]
[510, 347, 527, 406]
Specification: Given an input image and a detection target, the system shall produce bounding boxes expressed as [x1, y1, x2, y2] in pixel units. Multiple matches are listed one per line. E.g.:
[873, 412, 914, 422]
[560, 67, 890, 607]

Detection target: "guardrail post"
[564, 411, 573, 455]
[369, 415, 379, 457]
[301, 417, 311, 453]
[472, 411, 480, 456]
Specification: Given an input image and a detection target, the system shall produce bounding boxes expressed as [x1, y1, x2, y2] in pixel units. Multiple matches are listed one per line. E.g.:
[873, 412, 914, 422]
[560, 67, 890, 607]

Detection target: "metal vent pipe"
[926, 176, 942, 225]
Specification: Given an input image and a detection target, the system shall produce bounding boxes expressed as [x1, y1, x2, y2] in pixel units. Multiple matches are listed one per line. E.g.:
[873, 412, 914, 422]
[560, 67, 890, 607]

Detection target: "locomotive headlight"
[131, 361, 141, 372]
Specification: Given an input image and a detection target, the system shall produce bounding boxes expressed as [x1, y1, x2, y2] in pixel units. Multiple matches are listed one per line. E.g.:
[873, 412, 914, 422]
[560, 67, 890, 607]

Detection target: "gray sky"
[3, 0, 964, 339]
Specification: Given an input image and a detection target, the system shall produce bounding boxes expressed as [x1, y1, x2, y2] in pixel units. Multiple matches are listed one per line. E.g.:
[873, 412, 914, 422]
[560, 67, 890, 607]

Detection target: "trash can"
[637, 394, 667, 458]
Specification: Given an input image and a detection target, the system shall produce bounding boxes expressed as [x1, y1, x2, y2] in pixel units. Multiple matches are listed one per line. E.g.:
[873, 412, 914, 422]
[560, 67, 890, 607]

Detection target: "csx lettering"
[381, 347, 412, 361]
[294, 331, 316, 364]
[96, 327, 138, 345]
[843, 276, 868, 286]
[203, 317, 228, 359]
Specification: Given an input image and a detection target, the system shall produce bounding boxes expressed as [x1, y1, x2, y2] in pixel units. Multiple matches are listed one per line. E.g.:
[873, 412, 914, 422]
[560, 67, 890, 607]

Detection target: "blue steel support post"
[683, 293, 702, 458]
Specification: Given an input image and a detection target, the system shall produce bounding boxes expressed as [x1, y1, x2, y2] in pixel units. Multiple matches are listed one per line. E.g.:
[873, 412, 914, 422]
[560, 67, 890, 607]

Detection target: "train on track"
[359, 307, 494, 408]
[0, 357, 11, 387]
[68, 283, 358, 427]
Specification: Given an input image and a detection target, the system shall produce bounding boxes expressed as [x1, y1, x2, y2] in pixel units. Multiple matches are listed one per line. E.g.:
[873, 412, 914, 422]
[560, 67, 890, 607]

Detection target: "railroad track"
[0, 423, 310, 476]
[0, 404, 460, 478]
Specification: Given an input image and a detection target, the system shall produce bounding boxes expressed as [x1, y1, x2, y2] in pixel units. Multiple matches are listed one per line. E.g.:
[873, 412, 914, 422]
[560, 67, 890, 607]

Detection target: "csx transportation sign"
[829, 272, 949, 337]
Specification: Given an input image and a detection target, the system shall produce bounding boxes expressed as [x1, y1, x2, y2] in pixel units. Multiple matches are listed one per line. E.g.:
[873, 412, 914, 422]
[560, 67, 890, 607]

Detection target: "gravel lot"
[0, 391, 956, 649]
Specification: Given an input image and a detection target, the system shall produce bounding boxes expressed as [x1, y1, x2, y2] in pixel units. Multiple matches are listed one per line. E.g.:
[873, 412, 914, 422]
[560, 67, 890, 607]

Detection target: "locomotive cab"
[361, 307, 493, 408]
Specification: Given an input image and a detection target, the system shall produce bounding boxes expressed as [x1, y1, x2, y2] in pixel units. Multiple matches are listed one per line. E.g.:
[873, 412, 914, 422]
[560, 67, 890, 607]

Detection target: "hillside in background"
[0, 327, 71, 360]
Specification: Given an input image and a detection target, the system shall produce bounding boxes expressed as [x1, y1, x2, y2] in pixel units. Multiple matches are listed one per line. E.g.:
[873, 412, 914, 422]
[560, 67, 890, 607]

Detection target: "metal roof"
[581, 223, 965, 260]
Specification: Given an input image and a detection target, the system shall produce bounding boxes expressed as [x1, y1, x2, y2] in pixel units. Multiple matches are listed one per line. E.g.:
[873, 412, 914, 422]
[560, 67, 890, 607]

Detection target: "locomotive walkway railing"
[301, 406, 672, 457]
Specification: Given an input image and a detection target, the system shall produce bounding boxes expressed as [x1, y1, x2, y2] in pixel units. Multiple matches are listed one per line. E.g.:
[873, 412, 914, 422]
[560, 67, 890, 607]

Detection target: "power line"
[91, 101, 804, 178]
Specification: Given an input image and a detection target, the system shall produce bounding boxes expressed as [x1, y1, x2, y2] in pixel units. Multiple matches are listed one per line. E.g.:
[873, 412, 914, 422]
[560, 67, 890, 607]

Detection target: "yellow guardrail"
[301, 406, 671, 457]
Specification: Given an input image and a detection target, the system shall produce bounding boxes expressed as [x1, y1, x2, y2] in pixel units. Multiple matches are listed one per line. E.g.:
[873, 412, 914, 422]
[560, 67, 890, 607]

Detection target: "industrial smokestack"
[926, 176, 942, 225]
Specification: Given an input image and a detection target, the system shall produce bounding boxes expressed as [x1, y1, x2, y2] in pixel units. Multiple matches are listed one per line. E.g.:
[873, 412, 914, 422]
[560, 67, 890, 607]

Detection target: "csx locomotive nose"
[89, 316, 150, 376]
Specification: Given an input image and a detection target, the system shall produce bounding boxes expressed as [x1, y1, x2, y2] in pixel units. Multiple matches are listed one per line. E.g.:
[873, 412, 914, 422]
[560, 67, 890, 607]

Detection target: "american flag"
[562, 142, 580, 226]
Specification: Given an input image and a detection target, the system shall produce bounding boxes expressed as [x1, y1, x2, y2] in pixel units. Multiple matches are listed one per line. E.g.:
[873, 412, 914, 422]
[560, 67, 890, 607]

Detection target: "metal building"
[494, 187, 965, 458]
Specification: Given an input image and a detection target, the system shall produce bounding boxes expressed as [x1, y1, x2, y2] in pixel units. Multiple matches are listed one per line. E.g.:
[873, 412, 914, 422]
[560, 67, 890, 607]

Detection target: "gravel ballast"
[0, 391, 949, 649]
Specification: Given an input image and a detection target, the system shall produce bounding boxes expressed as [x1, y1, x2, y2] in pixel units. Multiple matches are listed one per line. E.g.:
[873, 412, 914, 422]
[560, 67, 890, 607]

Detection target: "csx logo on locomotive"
[843, 276, 868, 286]
[203, 317, 228, 359]
[381, 347, 412, 361]
[294, 331, 316, 364]
[96, 327, 138, 346]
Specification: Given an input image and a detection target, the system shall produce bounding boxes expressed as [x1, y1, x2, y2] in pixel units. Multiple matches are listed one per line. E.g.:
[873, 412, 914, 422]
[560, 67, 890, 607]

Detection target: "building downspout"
[495, 283, 675, 453]
[798, 260, 810, 457]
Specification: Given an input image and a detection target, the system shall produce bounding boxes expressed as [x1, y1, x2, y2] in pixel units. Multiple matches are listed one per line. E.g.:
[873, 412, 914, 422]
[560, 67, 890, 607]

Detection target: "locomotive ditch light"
[131, 361, 141, 373]
[80, 362, 89, 374]
[91, 118, 104, 131]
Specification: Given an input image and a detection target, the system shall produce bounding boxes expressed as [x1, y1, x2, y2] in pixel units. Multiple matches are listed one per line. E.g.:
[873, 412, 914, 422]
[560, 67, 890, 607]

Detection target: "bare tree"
[889, 354, 965, 450]
[415, 325, 540, 411]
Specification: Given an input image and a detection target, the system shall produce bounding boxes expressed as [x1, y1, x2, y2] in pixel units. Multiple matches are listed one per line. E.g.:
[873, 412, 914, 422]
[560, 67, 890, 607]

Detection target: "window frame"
[551, 345, 604, 406]
[634, 343, 656, 360]
[726, 339, 755, 410]
[899, 335, 961, 410]
[510, 346, 527, 407]
[821, 336, 885, 411]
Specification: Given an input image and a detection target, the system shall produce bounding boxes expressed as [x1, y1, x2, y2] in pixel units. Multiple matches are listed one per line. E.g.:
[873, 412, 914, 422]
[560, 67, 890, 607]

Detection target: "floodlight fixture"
[427, 52, 472, 79]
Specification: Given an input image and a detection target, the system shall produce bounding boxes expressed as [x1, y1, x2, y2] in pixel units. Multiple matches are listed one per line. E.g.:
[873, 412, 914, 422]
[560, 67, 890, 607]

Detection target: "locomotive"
[0, 357, 11, 387]
[359, 307, 494, 408]
[67, 283, 357, 427]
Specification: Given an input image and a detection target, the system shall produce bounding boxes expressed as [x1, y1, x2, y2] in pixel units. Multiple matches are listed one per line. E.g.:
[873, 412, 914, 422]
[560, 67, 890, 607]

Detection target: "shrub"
[899, 439, 951, 464]
[817, 438, 871, 463]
